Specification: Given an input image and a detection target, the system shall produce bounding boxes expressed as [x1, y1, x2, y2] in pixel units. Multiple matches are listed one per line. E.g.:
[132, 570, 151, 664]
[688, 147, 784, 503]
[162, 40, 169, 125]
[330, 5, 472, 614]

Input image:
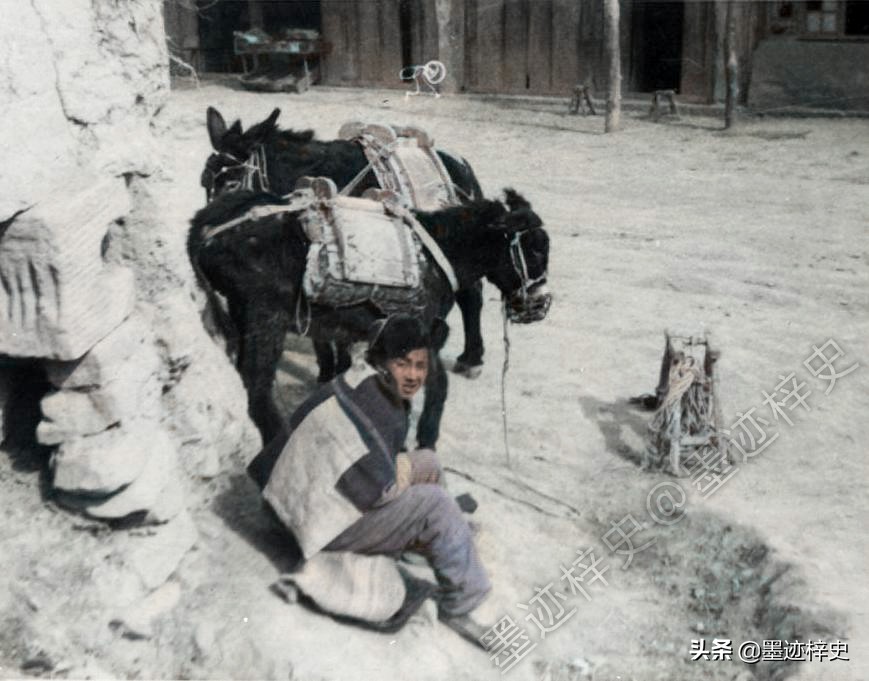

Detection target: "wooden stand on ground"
[644, 330, 727, 476]
[568, 84, 596, 115]
[649, 89, 679, 120]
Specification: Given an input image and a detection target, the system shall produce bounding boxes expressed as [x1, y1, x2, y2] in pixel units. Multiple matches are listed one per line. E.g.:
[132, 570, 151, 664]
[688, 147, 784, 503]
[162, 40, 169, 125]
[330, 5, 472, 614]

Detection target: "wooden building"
[748, 1, 869, 111]
[318, 0, 725, 102]
[163, 0, 869, 109]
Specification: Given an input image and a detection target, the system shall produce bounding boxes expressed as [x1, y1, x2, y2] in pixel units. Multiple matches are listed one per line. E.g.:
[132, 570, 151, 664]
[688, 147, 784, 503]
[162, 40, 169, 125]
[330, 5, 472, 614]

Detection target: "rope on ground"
[500, 301, 512, 469]
[503, 475, 584, 519]
[444, 466, 558, 519]
[493, 301, 583, 517]
[444, 466, 582, 520]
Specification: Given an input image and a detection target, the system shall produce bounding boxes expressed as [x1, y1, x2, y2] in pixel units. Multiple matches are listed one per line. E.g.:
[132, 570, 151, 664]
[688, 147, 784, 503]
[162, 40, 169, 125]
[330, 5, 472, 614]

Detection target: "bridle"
[506, 229, 550, 324]
[203, 145, 270, 202]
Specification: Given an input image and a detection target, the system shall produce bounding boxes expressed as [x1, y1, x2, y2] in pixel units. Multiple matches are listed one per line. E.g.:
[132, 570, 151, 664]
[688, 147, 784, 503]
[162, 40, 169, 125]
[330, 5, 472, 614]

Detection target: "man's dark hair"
[365, 314, 430, 367]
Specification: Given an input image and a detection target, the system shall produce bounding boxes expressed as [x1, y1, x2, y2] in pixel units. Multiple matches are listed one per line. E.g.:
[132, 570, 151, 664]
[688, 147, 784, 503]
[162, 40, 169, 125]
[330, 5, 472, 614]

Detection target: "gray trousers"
[326, 484, 491, 616]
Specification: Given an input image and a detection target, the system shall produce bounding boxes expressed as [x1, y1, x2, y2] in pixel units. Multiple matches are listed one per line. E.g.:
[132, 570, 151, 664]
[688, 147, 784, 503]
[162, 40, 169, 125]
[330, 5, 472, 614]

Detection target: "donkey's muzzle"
[507, 283, 551, 324]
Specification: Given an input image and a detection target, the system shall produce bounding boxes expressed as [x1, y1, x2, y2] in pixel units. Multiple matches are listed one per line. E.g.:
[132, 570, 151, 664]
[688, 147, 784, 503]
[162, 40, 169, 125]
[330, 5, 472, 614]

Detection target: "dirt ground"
[1, 82, 867, 681]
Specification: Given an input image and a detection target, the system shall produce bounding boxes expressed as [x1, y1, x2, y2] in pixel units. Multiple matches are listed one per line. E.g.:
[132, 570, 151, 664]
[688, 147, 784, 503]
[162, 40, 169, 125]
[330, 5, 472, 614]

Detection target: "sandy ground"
[2, 81, 867, 681]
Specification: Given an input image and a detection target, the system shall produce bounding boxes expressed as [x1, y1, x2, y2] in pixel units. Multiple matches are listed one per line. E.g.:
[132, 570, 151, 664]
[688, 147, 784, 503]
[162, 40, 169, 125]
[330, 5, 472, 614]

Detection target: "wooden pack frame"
[298, 177, 458, 312]
[338, 122, 459, 212]
[644, 330, 728, 476]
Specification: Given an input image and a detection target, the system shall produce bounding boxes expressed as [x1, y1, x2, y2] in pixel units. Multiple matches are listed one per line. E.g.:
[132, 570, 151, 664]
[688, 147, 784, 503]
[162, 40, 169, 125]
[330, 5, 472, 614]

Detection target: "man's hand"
[377, 449, 444, 507]
[407, 448, 442, 484]
[394, 452, 414, 492]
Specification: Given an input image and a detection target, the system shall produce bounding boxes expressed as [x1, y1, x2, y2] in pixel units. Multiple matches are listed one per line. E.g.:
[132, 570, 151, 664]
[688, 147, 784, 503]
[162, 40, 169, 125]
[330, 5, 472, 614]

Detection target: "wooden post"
[604, 0, 622, 133]
[435, 0, 464, 94]
[724, 0, 739, 129]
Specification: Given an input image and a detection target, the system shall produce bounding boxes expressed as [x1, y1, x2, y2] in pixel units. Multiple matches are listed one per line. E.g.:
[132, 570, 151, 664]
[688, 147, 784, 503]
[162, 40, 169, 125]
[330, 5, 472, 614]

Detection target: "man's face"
[385, 348, 429, 400]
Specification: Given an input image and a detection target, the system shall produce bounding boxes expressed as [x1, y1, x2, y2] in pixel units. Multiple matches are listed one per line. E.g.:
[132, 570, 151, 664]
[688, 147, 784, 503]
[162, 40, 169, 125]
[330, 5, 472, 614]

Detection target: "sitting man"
[247, 314, 492, 646]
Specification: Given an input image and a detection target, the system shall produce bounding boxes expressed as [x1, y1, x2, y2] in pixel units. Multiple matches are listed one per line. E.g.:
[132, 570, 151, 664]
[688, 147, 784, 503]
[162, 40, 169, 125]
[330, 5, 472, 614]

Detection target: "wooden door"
[463, 0, 602, 95]
[321, 0, 404, 86]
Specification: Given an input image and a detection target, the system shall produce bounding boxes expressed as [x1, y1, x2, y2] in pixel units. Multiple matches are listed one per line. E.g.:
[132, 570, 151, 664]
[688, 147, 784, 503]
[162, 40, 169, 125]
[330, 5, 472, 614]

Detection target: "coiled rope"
[647, 354, 710, 473]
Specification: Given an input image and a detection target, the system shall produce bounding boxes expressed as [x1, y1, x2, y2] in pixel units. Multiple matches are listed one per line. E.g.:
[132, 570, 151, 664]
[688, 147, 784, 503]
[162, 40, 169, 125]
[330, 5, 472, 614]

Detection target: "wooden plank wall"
[320, 0, 722, 100]
[321, 0, 404, 86]
[463, 0, 603, 96]
[680, 1, 715, 101]
[409, 0, 440, 66]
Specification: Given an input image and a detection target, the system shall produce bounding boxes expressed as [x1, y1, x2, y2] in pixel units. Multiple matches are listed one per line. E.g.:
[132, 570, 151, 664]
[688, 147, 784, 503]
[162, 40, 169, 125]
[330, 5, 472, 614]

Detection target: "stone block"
[45, 314, 155, 389]
[37, 355, 162, 445]
[0, 174, 135, 360]
[37, 380, 161, 444]
[38, 391, 123, 443]
[50, 424, 160, 496]
[56, 430, 184, 523]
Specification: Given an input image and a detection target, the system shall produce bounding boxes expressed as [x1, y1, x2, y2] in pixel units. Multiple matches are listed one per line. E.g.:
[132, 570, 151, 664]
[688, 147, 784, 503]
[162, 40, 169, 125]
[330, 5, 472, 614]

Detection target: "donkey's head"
[473, 190, 551, 324]
[200, 106, 281, 201]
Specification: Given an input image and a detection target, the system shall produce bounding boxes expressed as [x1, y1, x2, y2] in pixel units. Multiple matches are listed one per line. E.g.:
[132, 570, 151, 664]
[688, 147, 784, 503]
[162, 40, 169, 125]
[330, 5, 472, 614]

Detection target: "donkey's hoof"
[452, 360, 482, 379]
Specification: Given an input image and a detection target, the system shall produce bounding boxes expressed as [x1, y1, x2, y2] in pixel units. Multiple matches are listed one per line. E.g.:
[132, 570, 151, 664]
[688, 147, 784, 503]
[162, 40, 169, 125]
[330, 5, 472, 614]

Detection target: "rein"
[200, 201, 303, 242]
[506, 230, 549, 324]
[206, 146, 270, 200]
[500, 300, 512, 469]
[509, 231, 546, 301]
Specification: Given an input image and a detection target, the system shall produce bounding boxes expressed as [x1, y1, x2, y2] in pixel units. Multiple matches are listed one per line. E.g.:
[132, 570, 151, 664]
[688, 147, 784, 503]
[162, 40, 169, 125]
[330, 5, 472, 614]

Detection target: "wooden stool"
[568, 84, 596, 116]
[649, 89, 679, 120]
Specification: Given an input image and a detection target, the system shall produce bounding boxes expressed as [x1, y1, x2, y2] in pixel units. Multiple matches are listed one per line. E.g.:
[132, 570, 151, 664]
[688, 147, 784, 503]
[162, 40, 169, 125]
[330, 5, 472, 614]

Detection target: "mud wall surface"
[0, 0, 167, 219]
[749, 38, 869, 112]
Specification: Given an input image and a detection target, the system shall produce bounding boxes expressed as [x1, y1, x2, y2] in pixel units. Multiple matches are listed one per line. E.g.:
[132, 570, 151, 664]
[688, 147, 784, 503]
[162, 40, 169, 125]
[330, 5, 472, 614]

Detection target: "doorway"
[197, 0, 322, 73]
[631, 0, 685, 92]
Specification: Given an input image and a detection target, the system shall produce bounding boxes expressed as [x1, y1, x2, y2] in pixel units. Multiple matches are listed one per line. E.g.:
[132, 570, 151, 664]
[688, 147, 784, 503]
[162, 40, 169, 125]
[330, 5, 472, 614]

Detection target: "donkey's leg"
[453, 280, 484, 378]
[239, 302, 292, 443]
[334, 341, 353, 375]
[417, 352, 448, 449]
[312, 340, 336, 383]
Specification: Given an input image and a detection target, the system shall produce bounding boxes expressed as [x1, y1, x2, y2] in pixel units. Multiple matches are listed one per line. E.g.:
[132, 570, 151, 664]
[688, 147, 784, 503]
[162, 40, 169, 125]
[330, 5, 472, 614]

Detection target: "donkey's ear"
[505, 207, 543, 233]
[503, 188, 530, 213]
[480, 199, 508, 228]
[206, 106, 227, 150]
[244, 107, 282, 144]
[265, 107, 281, 127]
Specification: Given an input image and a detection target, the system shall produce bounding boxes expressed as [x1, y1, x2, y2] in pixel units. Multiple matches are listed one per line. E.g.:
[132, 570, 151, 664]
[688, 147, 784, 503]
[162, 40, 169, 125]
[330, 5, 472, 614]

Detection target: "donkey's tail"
[186, 224, 240, 359]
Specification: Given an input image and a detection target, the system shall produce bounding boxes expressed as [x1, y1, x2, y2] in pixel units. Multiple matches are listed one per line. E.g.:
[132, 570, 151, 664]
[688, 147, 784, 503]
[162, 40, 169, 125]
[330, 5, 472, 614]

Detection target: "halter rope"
[501, 300, 512, 470]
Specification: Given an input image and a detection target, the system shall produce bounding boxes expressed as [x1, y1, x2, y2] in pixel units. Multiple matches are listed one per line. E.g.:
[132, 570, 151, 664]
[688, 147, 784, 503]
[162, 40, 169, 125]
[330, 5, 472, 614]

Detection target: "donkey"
[201, 106, 487, 380]
[188, 187, 551, 450]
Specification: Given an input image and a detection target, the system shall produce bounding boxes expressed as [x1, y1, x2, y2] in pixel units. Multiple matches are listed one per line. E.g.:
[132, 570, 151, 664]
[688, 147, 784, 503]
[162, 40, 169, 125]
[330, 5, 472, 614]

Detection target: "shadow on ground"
[578, 395, 652, 468]
[210, 471, 302, 575]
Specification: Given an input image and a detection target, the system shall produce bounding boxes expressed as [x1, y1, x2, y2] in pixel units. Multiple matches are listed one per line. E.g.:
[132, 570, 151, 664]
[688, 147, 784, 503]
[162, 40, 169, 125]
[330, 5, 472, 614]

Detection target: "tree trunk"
[724, 0, 739, 129]
[604, 0, 621, 133]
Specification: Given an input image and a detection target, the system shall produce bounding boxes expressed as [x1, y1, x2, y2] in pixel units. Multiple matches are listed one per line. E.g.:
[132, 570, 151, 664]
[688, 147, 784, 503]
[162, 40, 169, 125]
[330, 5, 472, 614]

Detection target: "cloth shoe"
[438, 594, 501, 650]
[438, 611, 489, 650]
